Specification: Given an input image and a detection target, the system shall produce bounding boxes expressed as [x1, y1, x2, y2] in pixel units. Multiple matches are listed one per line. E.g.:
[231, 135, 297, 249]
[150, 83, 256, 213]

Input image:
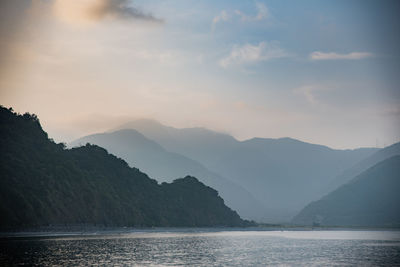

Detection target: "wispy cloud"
[53, 0, 163, 25]
[212, 2, 268, 30]
[235, 2, 268, 22]
[310, 51, 373, 60]
[293, 86, 318, 104]
[293, 85, 328, 104]
[219, 41, 287, 68]
[212, 10, 230, 30]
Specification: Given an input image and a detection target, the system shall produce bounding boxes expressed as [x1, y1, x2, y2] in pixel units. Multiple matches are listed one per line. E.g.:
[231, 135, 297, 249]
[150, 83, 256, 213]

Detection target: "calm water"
[1, 229, 400, 266]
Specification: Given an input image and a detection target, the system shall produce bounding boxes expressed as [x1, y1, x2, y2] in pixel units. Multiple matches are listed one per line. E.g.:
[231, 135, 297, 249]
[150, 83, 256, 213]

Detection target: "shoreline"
[1, 225, 400, 239]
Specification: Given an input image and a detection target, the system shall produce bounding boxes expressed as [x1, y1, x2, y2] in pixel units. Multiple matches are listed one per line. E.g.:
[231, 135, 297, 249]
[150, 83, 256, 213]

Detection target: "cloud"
[219, 41, 287, 68]
[212, 2, 268, 30]
[235, 2, 268, 22]
[212, 10, 230, 30]
[53, 0, 163, 25]
[310, 51, 373, 60]
[293, 85, 331, 104]
[293, 86, 320, 104]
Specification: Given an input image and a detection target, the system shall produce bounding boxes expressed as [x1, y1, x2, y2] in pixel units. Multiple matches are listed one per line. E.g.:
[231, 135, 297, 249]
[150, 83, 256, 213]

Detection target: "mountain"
[70, 129, 265, 220]
[115, 119, 238, 169]
[292, 156, 400, 227]
[115, 119, 378, 223]
[0, 106, 248, 230]
[325, 141, 400, 194]
[209, 137, 378, 222]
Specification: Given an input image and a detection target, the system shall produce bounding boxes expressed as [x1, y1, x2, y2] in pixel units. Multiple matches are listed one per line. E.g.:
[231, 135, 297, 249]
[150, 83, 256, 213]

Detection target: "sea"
[1, 228, 399, 266]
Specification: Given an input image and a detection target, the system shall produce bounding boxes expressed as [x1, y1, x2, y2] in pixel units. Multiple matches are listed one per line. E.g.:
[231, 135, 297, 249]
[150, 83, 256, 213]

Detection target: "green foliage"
[0, 106, 247, 230]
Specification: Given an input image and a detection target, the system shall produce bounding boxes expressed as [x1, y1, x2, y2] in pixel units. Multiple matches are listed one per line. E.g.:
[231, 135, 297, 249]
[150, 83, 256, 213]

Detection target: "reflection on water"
[1, 230, 400, 266]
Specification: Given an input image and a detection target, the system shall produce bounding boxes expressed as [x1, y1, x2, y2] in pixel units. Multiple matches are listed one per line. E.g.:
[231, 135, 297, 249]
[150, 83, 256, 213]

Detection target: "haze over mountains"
[325, 142, 400, 195]
[2, 105, 399, 229]
[1, 0, 399, 235]
[74, 119, 383, 223]
[70, 129, 265, 220]
[0, 106, 248, 230]
[115, 119, 239, 169]
[293, 155, 400, 227]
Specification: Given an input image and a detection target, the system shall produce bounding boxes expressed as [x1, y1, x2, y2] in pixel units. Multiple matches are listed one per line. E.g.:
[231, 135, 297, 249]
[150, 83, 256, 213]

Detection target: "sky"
[0, 0, 399, 149]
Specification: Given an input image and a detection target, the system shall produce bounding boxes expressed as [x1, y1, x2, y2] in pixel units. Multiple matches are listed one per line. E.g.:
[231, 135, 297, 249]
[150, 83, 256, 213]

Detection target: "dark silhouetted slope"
[0, 106, 247, 230]
[70, 130, 265, 220]
[292, 156, 400, 227]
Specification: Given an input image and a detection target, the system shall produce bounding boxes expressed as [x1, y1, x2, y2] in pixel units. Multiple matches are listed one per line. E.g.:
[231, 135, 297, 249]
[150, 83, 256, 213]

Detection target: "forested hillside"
[0, 106, 248, 230]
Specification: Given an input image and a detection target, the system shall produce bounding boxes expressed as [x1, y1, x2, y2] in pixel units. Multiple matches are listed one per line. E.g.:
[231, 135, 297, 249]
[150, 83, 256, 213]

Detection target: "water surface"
[1, 229, 399, 266]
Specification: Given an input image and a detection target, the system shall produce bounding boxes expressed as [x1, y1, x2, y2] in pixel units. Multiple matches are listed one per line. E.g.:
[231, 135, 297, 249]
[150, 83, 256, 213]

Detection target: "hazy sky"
[1, 0, 399, 149]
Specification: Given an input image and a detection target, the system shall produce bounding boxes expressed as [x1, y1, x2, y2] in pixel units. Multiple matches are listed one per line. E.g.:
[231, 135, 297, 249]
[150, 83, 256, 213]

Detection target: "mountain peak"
[114, 118, 167, 131]
[0, 106, 248, 229]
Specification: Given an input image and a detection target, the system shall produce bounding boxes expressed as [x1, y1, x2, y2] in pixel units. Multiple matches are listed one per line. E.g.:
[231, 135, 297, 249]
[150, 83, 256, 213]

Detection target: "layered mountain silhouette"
[208, 138, 378, 222]
[292, 156, 400, 227]
[106, 119, 378, 222]
[325, 141, 400, 194]
[0, 106, 249, 230]
[115, 119, 238, 169]
[70, 129, 265, 220]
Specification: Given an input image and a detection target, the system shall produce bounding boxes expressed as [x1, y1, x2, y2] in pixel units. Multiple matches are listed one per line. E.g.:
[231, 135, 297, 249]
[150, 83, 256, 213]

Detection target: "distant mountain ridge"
[0, 106, 248, 230]
[112, 119, 378, 222]
[115, 119, 239, 169]
[292, 155, 400, 227]
[325, 142, 400, 194]
[210, 137, 379, 221]
[70, 129, 266, 220]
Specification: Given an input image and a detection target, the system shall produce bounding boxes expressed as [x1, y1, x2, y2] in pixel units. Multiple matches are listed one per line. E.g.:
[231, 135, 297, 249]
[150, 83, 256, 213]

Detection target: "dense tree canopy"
[0, 106, 249, 230]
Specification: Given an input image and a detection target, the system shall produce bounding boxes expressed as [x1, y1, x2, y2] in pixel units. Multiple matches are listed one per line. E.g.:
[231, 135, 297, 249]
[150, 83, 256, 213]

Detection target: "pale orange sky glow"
[1, 0, 399, 149]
